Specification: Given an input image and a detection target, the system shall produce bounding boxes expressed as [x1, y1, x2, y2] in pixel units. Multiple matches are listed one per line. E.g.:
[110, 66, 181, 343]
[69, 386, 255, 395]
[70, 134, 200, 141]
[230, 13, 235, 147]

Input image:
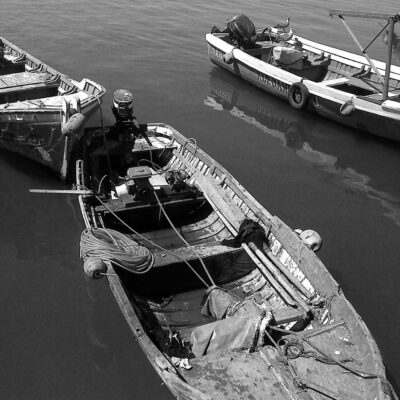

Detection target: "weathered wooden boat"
[67, 105, 397, 399]
[0, 35, 106, 118]
[0, 35, 106, 179]
[206, 11, 400, 141]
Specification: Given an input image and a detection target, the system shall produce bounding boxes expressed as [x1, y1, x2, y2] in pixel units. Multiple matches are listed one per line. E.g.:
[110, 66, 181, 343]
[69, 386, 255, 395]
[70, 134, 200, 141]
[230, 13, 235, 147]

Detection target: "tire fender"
[288, 82, 310, 109]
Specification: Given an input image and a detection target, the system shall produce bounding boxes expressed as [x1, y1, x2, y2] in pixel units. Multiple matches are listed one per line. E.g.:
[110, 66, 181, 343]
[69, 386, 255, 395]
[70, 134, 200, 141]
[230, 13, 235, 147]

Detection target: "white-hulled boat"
[206, 11, 400, 141]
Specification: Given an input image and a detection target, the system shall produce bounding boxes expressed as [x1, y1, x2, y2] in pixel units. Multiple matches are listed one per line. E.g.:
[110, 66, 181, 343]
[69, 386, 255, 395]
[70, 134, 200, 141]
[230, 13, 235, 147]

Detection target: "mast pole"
[383, 17, 395, 101]
[338, 16, 385, 87]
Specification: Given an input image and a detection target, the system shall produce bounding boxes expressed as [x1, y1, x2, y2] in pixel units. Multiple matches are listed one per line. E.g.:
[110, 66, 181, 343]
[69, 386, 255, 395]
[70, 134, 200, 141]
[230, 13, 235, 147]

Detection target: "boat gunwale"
[0, 35, 106, 109]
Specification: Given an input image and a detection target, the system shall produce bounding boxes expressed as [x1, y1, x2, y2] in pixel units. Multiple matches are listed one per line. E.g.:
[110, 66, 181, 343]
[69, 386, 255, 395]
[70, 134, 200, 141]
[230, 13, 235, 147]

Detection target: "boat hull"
[207, 36, 400, 141]
[0, 35, 106, 179]
[76, 123, 397, 400]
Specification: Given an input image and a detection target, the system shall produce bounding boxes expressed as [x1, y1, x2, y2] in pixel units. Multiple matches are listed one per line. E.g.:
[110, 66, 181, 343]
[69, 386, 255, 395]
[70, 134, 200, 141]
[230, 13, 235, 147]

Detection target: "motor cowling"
[112, 89, 134, 121]
[226, 14, 256, 45]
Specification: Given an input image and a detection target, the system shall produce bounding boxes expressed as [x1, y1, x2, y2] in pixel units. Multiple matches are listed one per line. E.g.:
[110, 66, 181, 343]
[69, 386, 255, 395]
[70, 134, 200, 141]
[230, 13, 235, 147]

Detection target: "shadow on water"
[205, 67, 400, 227]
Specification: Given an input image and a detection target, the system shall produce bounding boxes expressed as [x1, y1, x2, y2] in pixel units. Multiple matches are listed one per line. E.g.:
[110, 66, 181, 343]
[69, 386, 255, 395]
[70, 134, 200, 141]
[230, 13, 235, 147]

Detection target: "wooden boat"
[206, 11, 400, 141]
[0, 35, 106, 179]
[0, 35, 105, 117]
[70, 116, 397, 400]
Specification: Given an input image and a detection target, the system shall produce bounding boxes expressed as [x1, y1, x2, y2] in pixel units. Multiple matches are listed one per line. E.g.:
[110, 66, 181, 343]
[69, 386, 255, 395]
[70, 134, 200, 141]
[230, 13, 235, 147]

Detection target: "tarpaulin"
[191, 286, 271, 357]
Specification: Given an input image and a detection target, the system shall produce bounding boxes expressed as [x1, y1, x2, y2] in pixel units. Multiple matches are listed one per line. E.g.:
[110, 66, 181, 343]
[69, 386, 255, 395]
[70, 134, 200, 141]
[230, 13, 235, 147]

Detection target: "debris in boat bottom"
[171, 357, 192, 370]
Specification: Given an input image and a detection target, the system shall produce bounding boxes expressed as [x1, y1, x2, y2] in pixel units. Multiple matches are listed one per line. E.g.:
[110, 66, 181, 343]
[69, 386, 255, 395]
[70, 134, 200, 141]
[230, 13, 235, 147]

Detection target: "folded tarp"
[191, 287, 272, 357]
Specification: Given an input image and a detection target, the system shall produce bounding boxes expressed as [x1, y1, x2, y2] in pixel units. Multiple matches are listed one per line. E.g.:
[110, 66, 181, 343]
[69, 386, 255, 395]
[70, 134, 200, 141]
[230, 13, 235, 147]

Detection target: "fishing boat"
[206, 10, 400, 141]
[0, 35, 106, 179]
[0, 35, 105, 118]
[54, 90, 398, 400]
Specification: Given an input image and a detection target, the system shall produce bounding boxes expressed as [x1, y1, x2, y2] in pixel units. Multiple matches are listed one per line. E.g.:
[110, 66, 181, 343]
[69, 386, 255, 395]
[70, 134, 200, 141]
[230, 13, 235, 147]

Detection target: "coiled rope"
[80, 227, 154, 274]
[87, 191, 210, 288]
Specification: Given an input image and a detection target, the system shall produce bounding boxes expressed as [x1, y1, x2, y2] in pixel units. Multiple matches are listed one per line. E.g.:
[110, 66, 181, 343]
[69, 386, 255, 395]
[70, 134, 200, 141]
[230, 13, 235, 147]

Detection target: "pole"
[29, 189, 93, 195]
[383, 17, 395, 101]
[338, 16, 385, 87]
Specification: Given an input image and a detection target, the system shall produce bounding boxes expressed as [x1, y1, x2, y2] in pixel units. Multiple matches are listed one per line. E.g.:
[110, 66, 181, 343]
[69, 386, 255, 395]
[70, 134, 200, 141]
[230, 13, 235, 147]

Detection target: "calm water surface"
[1, 0, 400, 399]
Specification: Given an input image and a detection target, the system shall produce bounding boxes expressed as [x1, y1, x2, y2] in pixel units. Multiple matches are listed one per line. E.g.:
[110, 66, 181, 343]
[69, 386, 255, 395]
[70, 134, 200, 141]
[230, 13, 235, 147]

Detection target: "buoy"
[223, 52, 234, 64]
[340, 99, 355, 116]
[61, 113, 86, 136]
[83, 257, 107, 279]
[295, 229, 322, 252]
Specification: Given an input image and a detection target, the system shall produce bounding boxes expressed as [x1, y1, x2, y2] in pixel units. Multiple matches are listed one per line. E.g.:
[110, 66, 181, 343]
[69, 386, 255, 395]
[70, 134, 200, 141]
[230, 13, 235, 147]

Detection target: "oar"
[174, 150, 310, 311]
[29, 188, 92, 195]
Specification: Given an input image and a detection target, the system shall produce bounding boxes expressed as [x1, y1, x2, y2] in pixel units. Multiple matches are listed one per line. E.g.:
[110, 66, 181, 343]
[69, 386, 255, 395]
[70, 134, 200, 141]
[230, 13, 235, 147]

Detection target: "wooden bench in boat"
[321, 76, 380, 92]
[0, 71, 57, 92]
[151, 240, 242, 267]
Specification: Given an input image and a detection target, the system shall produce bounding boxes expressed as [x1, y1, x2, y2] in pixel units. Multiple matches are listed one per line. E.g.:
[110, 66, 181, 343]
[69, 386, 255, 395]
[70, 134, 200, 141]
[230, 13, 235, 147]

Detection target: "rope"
[96, 97, 113, 182]
[153, 189, 216, 287]
[88, 191, 210, 288]
[80, 227, 154, 274]
[268, 325, 385, 381]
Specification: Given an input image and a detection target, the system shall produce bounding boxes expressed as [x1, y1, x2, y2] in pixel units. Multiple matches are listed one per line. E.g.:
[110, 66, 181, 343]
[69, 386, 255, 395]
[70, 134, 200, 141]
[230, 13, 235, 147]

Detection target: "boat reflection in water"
[205, 68, 400, 226]
[0, 115, 80, 181]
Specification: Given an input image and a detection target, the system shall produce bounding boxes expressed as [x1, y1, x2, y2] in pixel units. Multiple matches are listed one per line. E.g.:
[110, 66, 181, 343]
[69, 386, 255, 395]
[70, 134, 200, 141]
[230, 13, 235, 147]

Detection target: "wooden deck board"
[0, 71, 49, 90]
[152, 241, 242, 267]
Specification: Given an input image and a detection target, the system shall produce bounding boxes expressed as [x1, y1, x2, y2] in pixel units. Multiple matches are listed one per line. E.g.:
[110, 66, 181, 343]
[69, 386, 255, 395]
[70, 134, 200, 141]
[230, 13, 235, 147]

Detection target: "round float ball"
[299, 229, 322, 252]
[83, 257, 107, 279]
[61, 113, 86, 136]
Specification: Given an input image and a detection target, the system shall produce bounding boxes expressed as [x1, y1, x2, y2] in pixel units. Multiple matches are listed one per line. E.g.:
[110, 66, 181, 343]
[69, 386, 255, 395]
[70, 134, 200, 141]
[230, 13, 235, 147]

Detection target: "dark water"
[1, 1, 400, 399]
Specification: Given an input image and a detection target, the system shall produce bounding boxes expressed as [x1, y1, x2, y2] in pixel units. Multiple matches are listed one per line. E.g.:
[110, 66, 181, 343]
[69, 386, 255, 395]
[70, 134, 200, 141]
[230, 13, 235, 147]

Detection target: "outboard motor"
[226, 14, 256, 46]
[112, 89, 134, 123]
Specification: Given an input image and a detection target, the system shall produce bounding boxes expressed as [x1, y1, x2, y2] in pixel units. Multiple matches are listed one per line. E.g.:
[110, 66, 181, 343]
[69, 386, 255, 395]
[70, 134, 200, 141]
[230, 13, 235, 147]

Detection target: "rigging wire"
[86, 189, 210, 288]
[153, 189, 216, 287]
[96, 97, 113, 184]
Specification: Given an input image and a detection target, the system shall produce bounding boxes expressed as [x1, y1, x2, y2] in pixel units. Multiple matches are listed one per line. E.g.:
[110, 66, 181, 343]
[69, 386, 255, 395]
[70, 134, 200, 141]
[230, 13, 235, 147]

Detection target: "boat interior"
[77, 125, 387, 399]
[0, 39, 104, 106]
[81, 126, 316, 362]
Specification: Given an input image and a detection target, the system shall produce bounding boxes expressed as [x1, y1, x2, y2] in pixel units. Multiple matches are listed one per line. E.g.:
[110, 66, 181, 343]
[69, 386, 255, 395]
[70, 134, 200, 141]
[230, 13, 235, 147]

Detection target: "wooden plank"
[272, 307, 306, 325]
[257, 247, 314, 299]
[329, 10, 399, 20]
[30, 188, 92, 195]
[153, 241, 241, 267]
[248, 242, 310, 312]
[240, 243, 297, 307]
